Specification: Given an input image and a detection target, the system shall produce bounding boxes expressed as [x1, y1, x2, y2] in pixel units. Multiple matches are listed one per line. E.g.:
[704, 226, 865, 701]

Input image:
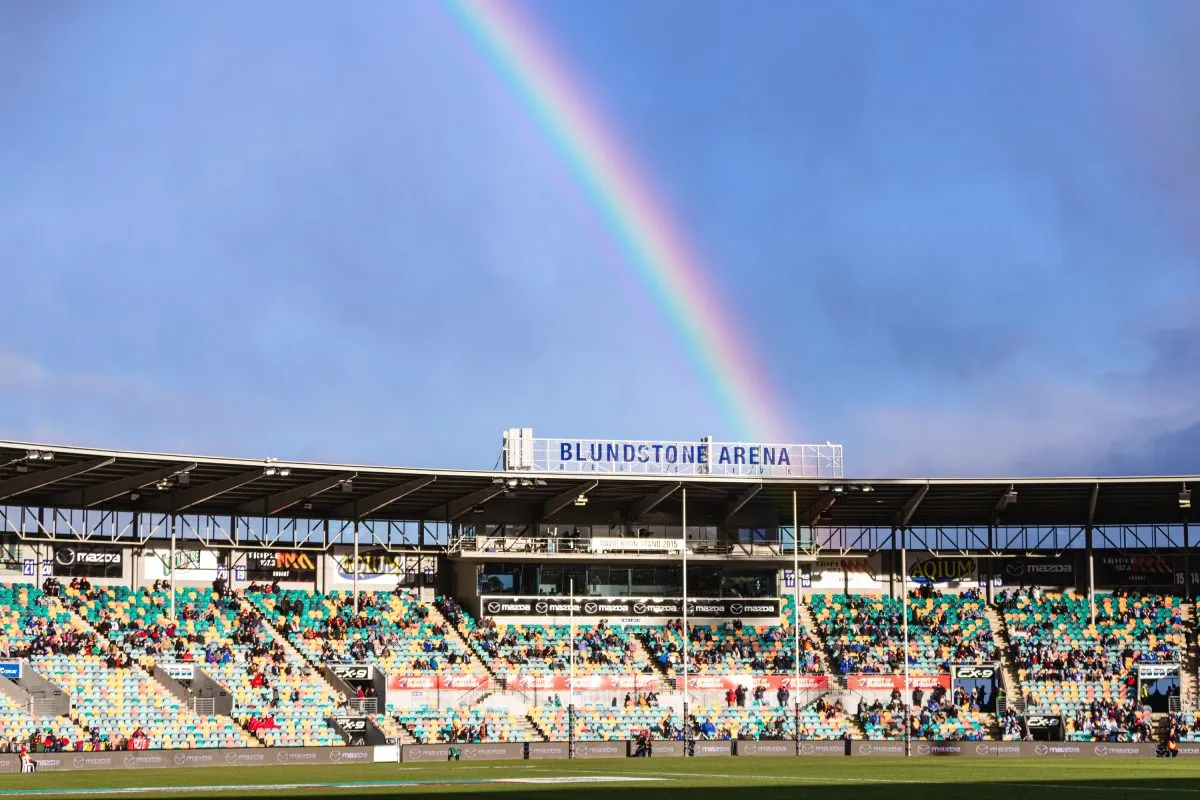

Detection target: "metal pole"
[792, 489, 801, 755]
[169, 514, 177, 622]
[353, 519, 360, 615]
[682, 486, 690, 755]
[1088, 549, 1096, 626]
[1184, 519, 1191, 602]
[901, 540, 910, 757]
[569, 576, 576, 759]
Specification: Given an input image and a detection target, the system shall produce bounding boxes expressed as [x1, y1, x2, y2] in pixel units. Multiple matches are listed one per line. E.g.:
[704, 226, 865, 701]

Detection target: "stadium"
[0, 431, 1197, 798]
[5, 0, 1199, 797]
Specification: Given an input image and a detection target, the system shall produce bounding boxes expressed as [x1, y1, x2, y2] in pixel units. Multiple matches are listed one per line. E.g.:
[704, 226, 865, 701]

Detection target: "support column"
[792, 489, 801, 756]
[568, 576, 576, 759]
[986, 524, 995, 605]
[1184, 519, 1191, 602]
[901, 540, 910, 757]
[169, 514, 177, 621]
[1086, 525, 1096, 625]
[353, 519, 360, 614]
[682, 486, 690, 756]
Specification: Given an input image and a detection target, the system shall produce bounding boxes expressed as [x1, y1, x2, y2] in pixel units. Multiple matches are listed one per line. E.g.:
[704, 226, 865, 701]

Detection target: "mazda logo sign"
[1034, 744, 1048, 756]
[633, 603, 647, 615]
[534, 602, 548, 614]
[730, 603, 744, 615]
[486, 602, 501, 614]
[583, 602, 598, 614]
[56, 548, 76, 566]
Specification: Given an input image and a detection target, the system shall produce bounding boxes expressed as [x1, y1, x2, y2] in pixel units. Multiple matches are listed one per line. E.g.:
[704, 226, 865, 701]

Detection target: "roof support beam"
[442, 486, 508, 521]
[331, 476, 436, 520]
[49, 463, 198, 508]
[238, 472, 358, 517]
[629, 482, 682, 519]
[544, 481, 599, 520]
[144, 469, 265, 513]
[1087, 482, 1100, 528]
[803, 493, 838, 526]
[723, 484, 761, 524]
[0, 458, 116, 502]
[895, 483, 930, 527]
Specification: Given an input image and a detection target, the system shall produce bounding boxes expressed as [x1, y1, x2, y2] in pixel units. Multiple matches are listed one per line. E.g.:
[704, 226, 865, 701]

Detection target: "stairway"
[239, 597, 347, 702]
[1180, 604, 1198, 709]
[429, 603, 498, 679]
[795, 597, 820, 636]
[984, 604, 1025, 713]
[514, 713, 547, 742]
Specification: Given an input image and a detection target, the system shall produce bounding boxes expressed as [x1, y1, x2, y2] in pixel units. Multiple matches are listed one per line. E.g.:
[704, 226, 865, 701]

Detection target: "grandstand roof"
[0, 440, 1193, 528]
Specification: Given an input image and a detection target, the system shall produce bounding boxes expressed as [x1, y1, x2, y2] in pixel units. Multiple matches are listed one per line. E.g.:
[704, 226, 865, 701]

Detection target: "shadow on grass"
[163, 778, 1200, 800]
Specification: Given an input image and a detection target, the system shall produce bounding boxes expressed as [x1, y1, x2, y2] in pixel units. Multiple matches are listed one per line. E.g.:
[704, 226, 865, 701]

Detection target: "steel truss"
[0, 505, 449, 554]
[0, 504, 1189, 556]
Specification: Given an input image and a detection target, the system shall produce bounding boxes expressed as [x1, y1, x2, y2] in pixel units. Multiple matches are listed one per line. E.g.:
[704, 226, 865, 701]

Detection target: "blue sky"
[1, 0, 1197, 477]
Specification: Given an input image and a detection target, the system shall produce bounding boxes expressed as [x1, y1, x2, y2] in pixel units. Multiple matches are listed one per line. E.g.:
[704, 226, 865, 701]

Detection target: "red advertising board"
[498, 674, 664, 692]
[846, 674, 949, 690]
[672, 675, 829, 691]
[387, 674, 490, 691]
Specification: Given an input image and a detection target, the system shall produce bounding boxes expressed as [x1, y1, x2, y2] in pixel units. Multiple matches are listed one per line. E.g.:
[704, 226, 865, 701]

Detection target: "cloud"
[847, 321, 1200, 477]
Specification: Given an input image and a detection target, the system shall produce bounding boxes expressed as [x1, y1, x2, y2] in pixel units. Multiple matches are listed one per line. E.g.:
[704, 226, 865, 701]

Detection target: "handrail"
[456, 535, 791, 558]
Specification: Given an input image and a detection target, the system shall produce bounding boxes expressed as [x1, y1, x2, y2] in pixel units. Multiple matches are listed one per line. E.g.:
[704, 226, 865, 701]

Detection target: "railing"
[449, 534, 799, 559]
[188, 697, 216, 716]
[342, 697, 379, 715]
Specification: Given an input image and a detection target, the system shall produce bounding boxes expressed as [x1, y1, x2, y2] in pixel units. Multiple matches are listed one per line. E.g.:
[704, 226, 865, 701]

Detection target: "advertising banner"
[951, 663, 999, 712]
[674, 675, 828, 692]
[402, 743, 524, 762]
[329, 663, 374, 682]
[628, 740, 686, 757]
[1094, 554, 1181, 588]
[1026, 714, 1064, 741]
[53, 546, 122, 578]
[906, 556, 976, 585]
[500, 674, 663, 692]
[387, 674, 490, 691]
[160, 663, 195, 681]
[335, 716, 369, 746]
[995, 556, 1077, 587]
[806, 557, 884, 591]
[2, 747, 374, 772]
[846, 674, 950, 690]
[590, 537, 682, 554]
[143, 548, 223, 582]
[691, 740, 733, 757]
[0, 661, 21, 680]
[527, 742, 569, 759]
[479, 596, 780, 620]
[245, 551, 317, 582]
[572, 741, 628, 758]
[1138, 664, 1181, 680]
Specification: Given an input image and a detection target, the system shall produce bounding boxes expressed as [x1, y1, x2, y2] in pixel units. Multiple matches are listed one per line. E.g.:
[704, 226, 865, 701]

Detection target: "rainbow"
[438, 0, 793, 442]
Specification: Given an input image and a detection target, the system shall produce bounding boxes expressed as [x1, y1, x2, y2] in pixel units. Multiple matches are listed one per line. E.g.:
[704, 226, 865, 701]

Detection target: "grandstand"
[0, 437, 1196, 768]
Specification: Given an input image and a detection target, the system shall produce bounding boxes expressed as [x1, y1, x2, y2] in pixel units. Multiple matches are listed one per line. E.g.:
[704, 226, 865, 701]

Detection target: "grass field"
[1, 757, 1199, 800]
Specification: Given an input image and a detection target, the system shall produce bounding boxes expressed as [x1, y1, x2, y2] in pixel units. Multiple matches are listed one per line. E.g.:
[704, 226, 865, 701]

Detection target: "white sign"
[161, 663, 195, 681]
[589, 537, 682, 554]
[503, 429, 842, 478]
